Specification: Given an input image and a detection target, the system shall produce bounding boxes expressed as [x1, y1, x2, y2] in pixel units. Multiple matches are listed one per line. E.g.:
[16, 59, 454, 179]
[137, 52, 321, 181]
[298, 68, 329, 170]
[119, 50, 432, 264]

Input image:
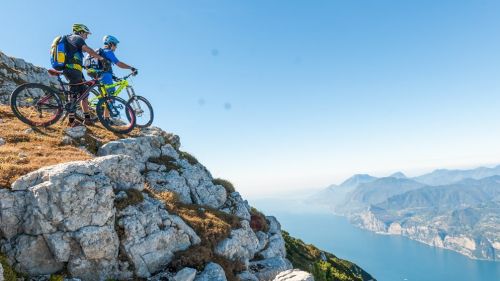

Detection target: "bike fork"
[126, 86, 143, 112]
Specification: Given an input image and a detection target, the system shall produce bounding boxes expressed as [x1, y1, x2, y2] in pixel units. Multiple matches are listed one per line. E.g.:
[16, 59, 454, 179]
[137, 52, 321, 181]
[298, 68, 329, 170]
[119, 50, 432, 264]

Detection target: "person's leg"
[100, 73, 115, 119]
[63, 69, 86, 125]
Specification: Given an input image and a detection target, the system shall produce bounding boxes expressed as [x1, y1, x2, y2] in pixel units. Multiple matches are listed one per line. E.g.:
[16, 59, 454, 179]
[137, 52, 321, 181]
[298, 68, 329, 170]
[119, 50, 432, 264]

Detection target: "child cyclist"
[86, 35, 138, 94]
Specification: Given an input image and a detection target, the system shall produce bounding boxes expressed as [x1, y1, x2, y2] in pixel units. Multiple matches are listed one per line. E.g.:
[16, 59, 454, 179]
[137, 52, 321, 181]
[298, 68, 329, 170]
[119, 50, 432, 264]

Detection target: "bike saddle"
[48, 69, 63, 76]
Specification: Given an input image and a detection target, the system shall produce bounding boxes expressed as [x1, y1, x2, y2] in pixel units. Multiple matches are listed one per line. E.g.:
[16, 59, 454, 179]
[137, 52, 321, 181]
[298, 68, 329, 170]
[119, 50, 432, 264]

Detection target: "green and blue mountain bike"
[86, 73, 154, 128]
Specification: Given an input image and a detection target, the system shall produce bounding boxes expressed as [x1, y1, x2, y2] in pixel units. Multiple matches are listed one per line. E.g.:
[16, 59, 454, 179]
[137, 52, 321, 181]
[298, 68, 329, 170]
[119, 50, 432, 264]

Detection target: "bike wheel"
[10, 83, 63, 127]
[75, 88, 100, 122]
[126, 95, 154, 128]
[95, 96, 136, 134]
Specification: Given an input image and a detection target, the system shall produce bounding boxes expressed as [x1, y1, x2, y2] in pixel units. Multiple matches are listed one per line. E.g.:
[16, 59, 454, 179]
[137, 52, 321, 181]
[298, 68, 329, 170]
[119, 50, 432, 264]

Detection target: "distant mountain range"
[310, 165, 500, 261]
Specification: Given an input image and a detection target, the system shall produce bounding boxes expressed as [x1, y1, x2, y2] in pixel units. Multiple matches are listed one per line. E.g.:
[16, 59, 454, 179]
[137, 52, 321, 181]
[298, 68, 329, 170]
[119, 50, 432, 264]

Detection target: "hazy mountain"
[389, 172, 407, 179]
[311, 164, 500, 260]
[378, 176, 500, 211]
[412, 165, 500, 186]
[309, 174, 378, 211]
[352, 176, 500, 260]
[338, 177, 425, 213]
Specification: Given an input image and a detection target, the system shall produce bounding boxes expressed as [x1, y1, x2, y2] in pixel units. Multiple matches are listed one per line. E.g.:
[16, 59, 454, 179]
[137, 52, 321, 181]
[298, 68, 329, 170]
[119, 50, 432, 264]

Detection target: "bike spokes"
[127, 96, 154, 128]
[10, 84, 63, 127]
[96, 96, 136, 134]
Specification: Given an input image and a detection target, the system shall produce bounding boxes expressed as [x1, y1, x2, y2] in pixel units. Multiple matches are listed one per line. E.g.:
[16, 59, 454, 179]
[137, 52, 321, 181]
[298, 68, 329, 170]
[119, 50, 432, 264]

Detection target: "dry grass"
[148, 155, 182, 172]
[212, 178, 236, 194]
[144, 186, 244, 281]
[250, 207, 269, 233]
[0, 105, 139, 188]
[179, 151, 199, 165]
[115, 189, 145, 210]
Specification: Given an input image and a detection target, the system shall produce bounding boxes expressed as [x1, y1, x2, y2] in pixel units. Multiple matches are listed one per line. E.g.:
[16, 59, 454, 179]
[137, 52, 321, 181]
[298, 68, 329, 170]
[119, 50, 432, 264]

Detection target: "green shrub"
[0, 254, 18, 281]
[212, 178, 236, 194]
[179, 151, 199, 165]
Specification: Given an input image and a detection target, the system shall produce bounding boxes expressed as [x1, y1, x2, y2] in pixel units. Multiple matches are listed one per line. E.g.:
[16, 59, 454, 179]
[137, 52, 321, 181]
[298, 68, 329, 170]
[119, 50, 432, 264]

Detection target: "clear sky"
[2, 0, 500, 198]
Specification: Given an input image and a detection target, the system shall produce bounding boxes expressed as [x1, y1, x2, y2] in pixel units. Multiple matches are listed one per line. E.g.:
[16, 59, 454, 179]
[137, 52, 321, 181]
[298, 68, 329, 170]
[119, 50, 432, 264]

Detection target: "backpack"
[83, 48, 104, 70]
[50, 35, 69, 70]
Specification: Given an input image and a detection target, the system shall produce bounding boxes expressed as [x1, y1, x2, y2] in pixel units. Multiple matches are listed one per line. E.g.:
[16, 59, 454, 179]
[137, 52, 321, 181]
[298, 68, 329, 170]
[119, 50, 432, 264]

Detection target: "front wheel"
[95, 96, 136, 134]
[126, 95, 154, 128]
[10, 83, 63, 127]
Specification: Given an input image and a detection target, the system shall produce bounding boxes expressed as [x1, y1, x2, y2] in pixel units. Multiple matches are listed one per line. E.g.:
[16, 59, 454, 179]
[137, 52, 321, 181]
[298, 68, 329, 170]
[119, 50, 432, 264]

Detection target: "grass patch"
[115, 189, 145, 210]
[148, 155, 181, 172]
[0, 253, 18, 281]
[179, 151, 198, 165]
[144, 186, 243, 281]
[48, 275, 64, 281]
[249, 207, 269, 233]
[0, 105, 139, 189]
[282, 231, 376, 281]
[212, 178, 235, 194]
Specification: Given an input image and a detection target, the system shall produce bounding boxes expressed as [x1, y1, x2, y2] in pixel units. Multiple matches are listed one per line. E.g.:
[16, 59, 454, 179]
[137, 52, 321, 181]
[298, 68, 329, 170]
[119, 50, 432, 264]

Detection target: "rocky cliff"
[0, 51, 376, 281]
[313, 171, 500, 261]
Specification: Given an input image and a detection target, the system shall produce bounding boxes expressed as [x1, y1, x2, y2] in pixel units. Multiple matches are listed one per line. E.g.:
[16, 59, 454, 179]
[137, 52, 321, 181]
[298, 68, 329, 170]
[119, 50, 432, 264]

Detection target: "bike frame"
[89, 73, 137, 105]
[53, 72, 100, 106]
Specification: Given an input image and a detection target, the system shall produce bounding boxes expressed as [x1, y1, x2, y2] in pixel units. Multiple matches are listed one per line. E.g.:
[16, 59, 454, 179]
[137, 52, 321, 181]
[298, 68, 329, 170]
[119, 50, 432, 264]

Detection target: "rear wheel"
[95, 96, 136, 134]
[10, 83, 63, 127]
[126, 95, 154, 128]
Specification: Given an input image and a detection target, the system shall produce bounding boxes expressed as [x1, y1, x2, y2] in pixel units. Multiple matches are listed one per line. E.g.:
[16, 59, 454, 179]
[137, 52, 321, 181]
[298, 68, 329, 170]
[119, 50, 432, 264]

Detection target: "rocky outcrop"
[273, 269, 314, 281]
[99, 137, 227, 209]
[0, 128, 300, 281]
[194, 262, 227, 281]
[249, 256, 293, 281]
[0, 154, 201, 280]
[352, 208, 500, 261]
[0, 51, 58, 105]
[117, 194, 200, 278]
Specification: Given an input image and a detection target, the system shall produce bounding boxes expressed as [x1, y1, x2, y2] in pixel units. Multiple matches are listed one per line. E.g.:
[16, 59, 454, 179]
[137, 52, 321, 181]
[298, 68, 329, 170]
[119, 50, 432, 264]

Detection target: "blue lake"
[252, 199, 500, 281]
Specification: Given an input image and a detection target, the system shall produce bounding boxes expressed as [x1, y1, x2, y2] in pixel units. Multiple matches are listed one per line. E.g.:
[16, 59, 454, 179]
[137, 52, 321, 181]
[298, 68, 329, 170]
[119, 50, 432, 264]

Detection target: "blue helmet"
[103, 35, 120, 46]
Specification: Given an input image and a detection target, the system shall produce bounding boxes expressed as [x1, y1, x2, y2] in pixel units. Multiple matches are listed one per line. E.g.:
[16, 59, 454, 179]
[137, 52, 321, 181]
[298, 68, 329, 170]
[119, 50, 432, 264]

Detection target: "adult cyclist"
[63, 23, 106, 126]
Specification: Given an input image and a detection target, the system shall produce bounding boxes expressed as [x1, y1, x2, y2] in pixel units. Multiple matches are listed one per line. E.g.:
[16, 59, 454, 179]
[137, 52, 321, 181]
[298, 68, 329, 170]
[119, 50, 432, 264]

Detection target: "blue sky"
[3, 0, 500, 198]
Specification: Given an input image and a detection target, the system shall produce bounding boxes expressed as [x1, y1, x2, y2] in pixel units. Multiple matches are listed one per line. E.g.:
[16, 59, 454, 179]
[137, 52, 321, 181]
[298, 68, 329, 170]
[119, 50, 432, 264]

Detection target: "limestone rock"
[0, 138, 5, 146]
[220, 192, 252, 221]
[267, 216, 281, 234]
[146, 170, 192, 204]
[273, 269, 314, 281]
[65, 126, 86, 139]
[13, 234, 64, 275]
[237, 271, 259, 281]
[215, 220, 259, 265]
[194, 262, 227, 281]
[118, 195, 201, 278]
[173, 267, 197, 281]
[98, 136, 164, 168]
[258, 232, 286, 259]
[249, 256, 293, 281]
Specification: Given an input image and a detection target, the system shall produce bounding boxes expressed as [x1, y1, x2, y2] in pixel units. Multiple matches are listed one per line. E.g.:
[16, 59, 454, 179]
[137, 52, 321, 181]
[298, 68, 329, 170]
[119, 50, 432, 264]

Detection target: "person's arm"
[116, 61, 134, 70]
[116, 61, 138, 74]
[82, 45, 105, 60]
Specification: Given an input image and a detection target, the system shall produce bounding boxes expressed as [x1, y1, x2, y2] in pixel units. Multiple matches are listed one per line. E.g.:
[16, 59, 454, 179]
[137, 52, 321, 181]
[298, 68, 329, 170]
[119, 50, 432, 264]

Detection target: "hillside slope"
[0, 50, 377, 281]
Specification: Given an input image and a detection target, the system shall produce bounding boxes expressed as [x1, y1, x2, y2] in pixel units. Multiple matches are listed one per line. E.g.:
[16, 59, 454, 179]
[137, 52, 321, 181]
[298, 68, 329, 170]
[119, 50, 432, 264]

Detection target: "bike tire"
[10, 83, 63, 127]
[126, 95, 154, 128]
[95, 96, 136, 134]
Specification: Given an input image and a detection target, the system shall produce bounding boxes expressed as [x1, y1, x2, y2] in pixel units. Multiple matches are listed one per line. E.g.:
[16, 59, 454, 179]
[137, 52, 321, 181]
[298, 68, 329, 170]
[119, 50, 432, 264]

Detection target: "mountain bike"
[86, 73, 154, 128]
[10, 69, 136, 134]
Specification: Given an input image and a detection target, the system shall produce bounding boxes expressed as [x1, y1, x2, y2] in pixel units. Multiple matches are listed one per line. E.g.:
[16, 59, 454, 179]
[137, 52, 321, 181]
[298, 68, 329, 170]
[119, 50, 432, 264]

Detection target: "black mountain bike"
[10, 69, 136, 134]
